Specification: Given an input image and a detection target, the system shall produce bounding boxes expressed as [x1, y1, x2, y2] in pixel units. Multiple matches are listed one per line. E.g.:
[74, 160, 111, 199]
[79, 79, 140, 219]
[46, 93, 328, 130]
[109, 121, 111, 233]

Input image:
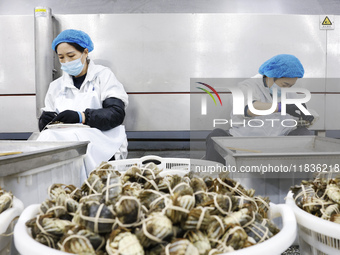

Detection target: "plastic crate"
[286, 191, 340, 255]
[14, 156, 297, 255]
[0, 197, 24, 255]
[107, 155, 223, 173]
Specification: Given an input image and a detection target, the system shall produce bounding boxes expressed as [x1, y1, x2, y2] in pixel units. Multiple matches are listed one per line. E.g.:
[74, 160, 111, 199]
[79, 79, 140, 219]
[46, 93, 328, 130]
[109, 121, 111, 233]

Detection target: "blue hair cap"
[52, 29, 94, 52]
[258, 54, 304, 78]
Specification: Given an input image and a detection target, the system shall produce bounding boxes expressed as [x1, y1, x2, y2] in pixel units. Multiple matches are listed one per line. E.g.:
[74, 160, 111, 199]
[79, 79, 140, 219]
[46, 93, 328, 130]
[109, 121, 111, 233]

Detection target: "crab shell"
[244, 221, 273, 244]
[223, 208, 253, 227]
[326, 183, 340, 204]
[0, 192, 13, 213]
[220, 225, 248, 250]
[136, 212, 173, 248]
[165, 239, 199, 255]
[106, 232, 144, 255]
[181, 207, 212, 231]
[166, 195, 195, 224]
[184, 230, 211, 255]
[59, 234, 96, 254]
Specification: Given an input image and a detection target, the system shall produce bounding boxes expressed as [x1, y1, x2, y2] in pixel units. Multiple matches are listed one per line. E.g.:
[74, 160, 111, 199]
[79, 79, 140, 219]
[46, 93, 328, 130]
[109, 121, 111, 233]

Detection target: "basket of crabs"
[14, 156, 296, 255]
[286, 172, 340, 255]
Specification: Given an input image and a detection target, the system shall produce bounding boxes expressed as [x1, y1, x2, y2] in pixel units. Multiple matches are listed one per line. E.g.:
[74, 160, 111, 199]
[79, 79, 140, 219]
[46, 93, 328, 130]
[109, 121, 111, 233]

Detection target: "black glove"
[301, 113, 314, 123]
[286, 104, 302, 117]
[297, 103, 314, 123]
[286, 103, 314, 123]
[52, 110, 80, 124]
[39, 111, 57, 131]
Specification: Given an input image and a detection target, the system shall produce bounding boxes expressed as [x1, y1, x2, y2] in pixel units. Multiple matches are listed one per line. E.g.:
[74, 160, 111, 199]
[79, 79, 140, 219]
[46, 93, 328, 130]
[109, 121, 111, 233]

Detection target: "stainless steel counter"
[0, 141, 88, 177]
[212, 136, 340, 178]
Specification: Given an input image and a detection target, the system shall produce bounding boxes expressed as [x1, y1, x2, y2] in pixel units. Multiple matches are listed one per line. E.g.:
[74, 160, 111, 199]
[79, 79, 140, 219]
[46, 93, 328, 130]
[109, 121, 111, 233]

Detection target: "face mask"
[60, 53, 84, 76]
[269, 83, 281, 98]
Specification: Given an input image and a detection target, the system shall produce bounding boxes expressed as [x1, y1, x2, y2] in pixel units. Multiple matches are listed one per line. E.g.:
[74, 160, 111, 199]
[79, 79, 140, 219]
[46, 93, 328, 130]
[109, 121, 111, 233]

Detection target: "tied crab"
[218, 224, 248, 250]
[202, 193, 236, 216]
[207, 215, 226, 245]
[223, 208, 254, 228]
[215, 177, 255, 198]
[59, 235, 96, 254]
[190, 177, 210, 206]
[244, 221, 274, 245]
[326, 180, 340, 204]
[0, 189, 13, 214]
[26, 214, 74, 239]
[184, 230, 211, 255]
[76, 201, 115, 234]
[102, 173, 122, 205]
[59, 225, 105, 252]
[115, 196, 142, 227]
[139, 189, 167, 212]
[165, 239, 199, 255]
[165, 194, 195, 224]
[290, 176, 340, 222]
[106, 229, 144, 255]
[182, 207, 212, 231]
[135, 212, 173, 248]
[82, 173, 105, 195]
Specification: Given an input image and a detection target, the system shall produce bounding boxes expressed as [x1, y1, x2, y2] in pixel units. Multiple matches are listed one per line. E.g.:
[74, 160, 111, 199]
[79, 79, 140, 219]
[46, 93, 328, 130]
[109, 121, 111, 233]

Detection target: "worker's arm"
[84, 97, 125, 131]
[49, 97, 125, 131]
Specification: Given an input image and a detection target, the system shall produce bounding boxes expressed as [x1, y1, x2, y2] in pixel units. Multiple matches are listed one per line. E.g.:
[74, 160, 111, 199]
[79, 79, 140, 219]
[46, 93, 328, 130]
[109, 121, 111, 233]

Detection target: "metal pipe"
[34, 7, 54, 118]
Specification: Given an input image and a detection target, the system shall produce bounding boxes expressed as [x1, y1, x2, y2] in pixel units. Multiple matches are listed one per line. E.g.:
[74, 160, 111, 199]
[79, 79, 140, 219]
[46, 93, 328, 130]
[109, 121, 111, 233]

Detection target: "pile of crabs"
[26, 161, 280, 255]
[291, 174, 340, 223]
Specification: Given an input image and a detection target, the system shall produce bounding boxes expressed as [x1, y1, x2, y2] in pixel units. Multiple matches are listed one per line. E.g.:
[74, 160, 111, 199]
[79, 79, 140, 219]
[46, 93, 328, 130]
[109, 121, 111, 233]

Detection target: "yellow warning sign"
[320, 15, 334, 30]
[322, 16, 332, 25]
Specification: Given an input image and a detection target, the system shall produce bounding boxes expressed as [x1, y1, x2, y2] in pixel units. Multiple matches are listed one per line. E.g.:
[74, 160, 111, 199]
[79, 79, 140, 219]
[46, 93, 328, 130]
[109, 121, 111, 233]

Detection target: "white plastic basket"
[14, 156, 297, 255]
[14, 202, 296, 255]
[0, 197, 24, 255]
[286, 191, 340, 255]
[108, 155, 223, 174]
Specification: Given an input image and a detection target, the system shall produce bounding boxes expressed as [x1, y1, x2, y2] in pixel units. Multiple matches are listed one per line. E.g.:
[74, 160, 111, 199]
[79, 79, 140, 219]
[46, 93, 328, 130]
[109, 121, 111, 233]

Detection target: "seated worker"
[205, 54, 316, 164]
[37, 29, 128, 178]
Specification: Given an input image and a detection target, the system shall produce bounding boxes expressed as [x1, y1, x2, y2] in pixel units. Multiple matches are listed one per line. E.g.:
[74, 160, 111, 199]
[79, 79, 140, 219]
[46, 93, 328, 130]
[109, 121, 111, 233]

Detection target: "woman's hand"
[52, 110, 80, 123]
[39, 111, 58, 131]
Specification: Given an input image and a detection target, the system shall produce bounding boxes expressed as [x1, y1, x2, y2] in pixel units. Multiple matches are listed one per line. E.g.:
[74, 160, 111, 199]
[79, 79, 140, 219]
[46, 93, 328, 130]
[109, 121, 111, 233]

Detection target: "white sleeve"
[41, 83, 57, 113]
[98, 68, 129, 109]
[238, 80, 263, 105]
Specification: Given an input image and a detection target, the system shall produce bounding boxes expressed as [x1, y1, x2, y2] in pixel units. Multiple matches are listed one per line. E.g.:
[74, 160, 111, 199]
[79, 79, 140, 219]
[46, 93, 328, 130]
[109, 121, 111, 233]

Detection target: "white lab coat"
[229, 74, 298, 137]
[37, 60, 128, 179]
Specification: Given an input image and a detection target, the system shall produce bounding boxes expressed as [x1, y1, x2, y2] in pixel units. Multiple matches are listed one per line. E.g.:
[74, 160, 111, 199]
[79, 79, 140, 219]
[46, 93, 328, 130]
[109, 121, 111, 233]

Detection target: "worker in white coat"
[205, 54, 317, 205]
[37, 29, 128, 179]
[206, 54, 315, 164]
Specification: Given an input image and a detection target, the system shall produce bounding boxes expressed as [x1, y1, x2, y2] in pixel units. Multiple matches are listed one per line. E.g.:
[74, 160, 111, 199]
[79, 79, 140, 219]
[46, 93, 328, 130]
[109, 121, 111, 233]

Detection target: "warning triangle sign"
[322, 16, 332, 25]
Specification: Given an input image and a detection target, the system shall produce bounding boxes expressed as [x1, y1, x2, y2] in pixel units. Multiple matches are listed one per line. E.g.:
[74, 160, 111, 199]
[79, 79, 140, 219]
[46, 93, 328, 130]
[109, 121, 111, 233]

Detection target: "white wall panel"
[0, 96, 38, 132]
[53, 14, 327, 93]
[124, 94, 189, 131]
[325, 95, 340, 129]
[0, 16, 35, 94]
[325, 16, 340, 92]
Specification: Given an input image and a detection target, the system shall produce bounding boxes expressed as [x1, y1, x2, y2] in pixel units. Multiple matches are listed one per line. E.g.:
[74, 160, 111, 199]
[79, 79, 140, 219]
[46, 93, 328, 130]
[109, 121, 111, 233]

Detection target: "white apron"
[37, 83, 127, 181]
